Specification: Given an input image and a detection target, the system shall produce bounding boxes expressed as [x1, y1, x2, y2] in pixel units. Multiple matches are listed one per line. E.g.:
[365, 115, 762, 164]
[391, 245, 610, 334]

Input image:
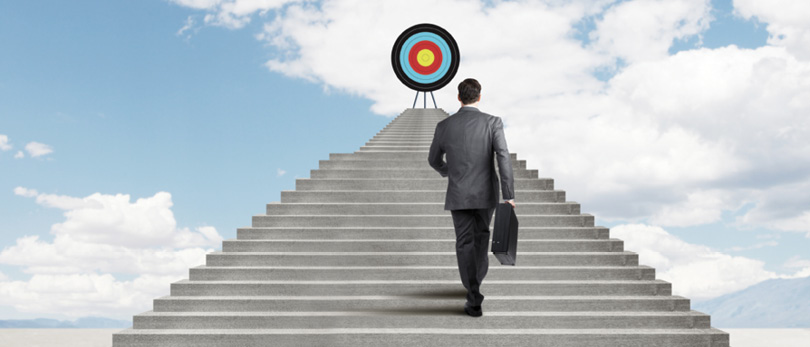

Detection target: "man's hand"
[505, 199, 516, 208]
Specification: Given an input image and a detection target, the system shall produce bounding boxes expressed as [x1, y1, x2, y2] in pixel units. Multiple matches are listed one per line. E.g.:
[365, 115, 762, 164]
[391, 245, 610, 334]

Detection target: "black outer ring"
[391, 23, 460, 92]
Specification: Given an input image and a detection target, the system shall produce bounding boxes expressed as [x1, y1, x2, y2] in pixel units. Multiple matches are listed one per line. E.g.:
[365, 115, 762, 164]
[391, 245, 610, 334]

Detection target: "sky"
[0, 0, 809, 322]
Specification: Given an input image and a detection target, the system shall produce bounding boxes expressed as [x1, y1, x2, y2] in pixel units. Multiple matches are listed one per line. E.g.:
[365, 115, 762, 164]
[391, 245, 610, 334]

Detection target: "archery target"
[392, 24, 460, 92]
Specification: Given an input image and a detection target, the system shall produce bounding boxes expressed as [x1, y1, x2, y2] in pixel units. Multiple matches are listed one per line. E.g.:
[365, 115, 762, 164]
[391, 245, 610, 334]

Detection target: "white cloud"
[14, 151, 24, 159]
[0, 189, 223, 319]
[24, 141, 53, 158]
[276, 168, 286, 176]
[13, 187, 39, 198]
[781, 256, 810, 279]
[11, 188, 223, 248]
[589, 0, 712, 63]
[0, 273, 181, 319]
[611, 224, 780, 300]
[0, 272, 6, 281]
[649, 189, 739, 227]
[176, 15, 196, 38]
[783, 256, 810, 269]
[172, 0, 299, 29]
[171, 0, 223, 10]
[726, 240, 778, 252]
[0, 134, 11, 151]
[734, 0, 810, 60]
[735, 179, 810, 237]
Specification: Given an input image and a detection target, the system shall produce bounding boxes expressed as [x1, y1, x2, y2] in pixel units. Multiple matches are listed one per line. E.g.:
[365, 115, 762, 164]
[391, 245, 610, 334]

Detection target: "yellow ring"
[417, 49, 435, 67]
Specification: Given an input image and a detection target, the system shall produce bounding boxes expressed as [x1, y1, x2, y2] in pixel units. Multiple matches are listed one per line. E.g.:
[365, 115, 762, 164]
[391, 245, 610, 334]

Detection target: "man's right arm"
[492, 117, 515, 202]
[428, 123, 448, 177]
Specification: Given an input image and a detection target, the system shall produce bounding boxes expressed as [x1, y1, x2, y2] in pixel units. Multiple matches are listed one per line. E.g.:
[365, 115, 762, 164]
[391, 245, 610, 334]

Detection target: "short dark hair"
[458, 78, 481, 105]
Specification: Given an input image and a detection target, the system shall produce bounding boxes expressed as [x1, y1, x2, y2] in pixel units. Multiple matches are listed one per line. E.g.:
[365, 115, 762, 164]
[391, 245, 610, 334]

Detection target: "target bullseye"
[418, 49, 434, 66]
[392, 24, 460, 92]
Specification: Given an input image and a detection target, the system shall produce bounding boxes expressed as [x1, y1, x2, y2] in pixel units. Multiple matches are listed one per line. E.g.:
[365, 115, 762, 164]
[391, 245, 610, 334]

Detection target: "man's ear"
[457, 95, 461, 102]
[477, 94, 482, 102]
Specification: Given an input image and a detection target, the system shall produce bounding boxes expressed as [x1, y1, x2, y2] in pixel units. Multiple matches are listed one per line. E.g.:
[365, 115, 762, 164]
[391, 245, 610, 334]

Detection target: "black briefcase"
[492, 203, 519, 265]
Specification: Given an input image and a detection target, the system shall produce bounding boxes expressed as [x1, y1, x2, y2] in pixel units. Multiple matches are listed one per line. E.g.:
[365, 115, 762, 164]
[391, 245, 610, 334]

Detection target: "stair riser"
[251, 215, 591, 227]
[221, 240, 620, 252]
[265, 203, 578, 215]
[153, 297, 685, 312]
[236, 227, 608, 240]
[295, 179, 553, 191]
[329, 153, 518, 161]
[171, 282, 669, 297]
[189, 267, 653, 281]
[206, 253, 636, 267]
[358, 147, 432, 152]
[378, 129, 439, 133]
[134, 314, 707, 330]
[309, 169, 539, 179]
[279, 190, 564, 203]
[112, 331, 729, 347]
[365, 141, 435, 145]
[319, 160, 527, 170]
[377, 130, 439, 135]
[370, 138, 439, 142]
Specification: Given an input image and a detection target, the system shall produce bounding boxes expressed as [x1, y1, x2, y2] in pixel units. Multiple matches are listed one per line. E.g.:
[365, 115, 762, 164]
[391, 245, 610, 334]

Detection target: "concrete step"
[366, 139, 435, 143]
[252, 213, 590, 227]
[265, 202, 578, 215]
[309, 169, 539, 179]
[153, 294, 685, 312]
[295, 178, 552, 191]
[189, 265, 652, 281]
[371, 136, 437, 142]
[376, 132, 437, 136]
[113, 328, 730, 347]
[319, 159, 527, 169]
[221, 239, 620, 252]
[358, 146, 431, 151]
[133, 310, 709, 330]
[380, 127, 439, 131]
[378, 127, 438, 132]
[252, 214, 590, 227]
[236, 226, 609, 240]
[171, 279, 669, 297]
[279, 190, 563, 203]
[205, 251, 635, 267]
[365, 142, 433, 146]
[375, 133, 436, 137]
[329, 152, 518, 161]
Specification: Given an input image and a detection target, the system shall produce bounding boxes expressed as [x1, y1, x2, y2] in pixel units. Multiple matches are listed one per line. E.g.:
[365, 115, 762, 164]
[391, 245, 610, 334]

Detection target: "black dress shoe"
[464, 303, 482, 317]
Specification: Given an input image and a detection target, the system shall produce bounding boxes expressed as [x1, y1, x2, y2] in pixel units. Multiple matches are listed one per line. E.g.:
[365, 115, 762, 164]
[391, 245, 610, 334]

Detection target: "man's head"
[458, 78, 481, 106]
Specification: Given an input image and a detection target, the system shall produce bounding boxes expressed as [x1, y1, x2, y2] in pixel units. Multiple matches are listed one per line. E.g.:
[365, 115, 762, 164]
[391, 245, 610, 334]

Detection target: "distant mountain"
[0, 316, 131, 329]
[692, 276, 810, 328]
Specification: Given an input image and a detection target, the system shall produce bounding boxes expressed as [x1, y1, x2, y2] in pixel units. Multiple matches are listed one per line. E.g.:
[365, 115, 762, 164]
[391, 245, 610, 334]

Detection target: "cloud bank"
[0, 189, 222, 319]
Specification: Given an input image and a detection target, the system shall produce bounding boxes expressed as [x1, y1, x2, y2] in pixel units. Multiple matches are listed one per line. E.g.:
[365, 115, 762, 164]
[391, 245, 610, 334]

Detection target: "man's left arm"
[428, 123, 448, 177]
[492, 117, 515, 201]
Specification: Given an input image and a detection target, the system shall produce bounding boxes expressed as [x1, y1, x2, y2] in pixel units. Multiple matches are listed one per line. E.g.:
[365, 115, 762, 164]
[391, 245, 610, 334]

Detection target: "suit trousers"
[450, 207, 496, 307]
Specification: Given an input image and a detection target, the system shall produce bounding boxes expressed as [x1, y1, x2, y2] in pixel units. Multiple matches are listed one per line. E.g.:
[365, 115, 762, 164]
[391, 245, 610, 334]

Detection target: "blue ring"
[398, 32, 452, 84]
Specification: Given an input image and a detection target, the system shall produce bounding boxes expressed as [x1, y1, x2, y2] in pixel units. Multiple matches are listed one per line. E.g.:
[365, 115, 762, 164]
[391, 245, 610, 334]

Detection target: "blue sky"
[2, 0, 809, 321]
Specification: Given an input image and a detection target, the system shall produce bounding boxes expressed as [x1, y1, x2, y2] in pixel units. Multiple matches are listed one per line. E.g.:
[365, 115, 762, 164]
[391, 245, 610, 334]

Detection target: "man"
[428, 78, 516, 317]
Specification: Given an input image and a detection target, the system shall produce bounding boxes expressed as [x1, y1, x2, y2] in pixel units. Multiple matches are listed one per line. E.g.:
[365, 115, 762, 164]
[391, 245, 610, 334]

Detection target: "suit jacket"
[428, 106, 515, 210]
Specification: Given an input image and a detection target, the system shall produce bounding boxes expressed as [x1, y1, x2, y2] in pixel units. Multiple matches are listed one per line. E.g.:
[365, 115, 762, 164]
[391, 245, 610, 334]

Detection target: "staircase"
[113, 108, 729, 346]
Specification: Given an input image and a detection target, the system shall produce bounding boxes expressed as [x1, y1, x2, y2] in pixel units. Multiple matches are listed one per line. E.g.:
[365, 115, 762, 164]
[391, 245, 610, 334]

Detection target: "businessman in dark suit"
[428, 78, 516, 317]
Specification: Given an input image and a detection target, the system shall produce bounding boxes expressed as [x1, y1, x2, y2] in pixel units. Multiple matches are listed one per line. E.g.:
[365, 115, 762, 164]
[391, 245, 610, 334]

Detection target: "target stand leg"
[412, 91, 420, 109]
[430, 91, 437, 108]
